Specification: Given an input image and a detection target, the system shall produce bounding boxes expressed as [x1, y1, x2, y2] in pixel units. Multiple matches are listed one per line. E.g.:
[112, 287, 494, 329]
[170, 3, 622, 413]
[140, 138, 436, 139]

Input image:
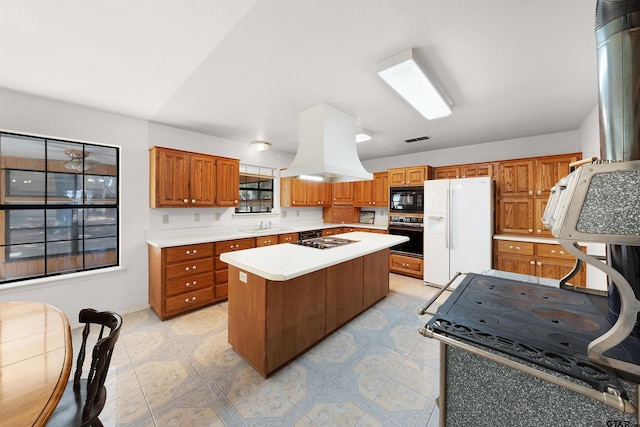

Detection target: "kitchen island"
[220, 232, 408, 378]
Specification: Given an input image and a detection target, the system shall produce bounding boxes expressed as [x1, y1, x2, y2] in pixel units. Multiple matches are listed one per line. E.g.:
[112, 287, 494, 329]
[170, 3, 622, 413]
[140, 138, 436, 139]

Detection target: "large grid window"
[0, 132, 119, 284]
[235, 164, 275, 214]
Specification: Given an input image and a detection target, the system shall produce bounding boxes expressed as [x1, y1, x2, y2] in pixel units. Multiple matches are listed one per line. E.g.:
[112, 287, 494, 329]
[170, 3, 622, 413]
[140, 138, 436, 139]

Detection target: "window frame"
[0, 131, 120, 285]
[235, 164, 276, 214]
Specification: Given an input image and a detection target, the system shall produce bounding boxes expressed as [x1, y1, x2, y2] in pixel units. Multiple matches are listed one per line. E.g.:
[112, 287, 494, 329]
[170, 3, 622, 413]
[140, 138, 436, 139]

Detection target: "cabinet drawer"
[279, 232, 299, 243]
[215, 269, 228, 285]
[496, 240, 534, 256]
[165, 243, 214, 262]
[215, 238, 256, 255]
[536, 243, 574, 259]
[256, 235, 279, 247]
[390, 254, 422, 272]
[165, 288, 214, 315]
[166, 272, 214, 297]
[165, 258, 213, 280]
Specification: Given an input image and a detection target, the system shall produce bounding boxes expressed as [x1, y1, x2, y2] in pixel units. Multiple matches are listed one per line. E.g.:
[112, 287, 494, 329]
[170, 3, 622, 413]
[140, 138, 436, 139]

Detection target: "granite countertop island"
[220, 231, 407, 281]
[222, 231, 408, 378]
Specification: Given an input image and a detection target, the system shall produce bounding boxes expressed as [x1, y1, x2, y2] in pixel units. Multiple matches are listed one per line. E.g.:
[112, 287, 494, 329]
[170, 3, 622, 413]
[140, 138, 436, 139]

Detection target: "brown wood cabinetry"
[433, 166, 461, 180]
[322, 228, 338, 236]
[354, 172, 389, 207]
[388, 166, 428, 186]
[493, 240, 585, 287]
[214, 238, 256, 299]
[496, 153, 580, 236]
[323, 205, 355, 224]
[149, 146, 239, 208]
[227, 249, 390, 378]
[148, 243, 216, 320]
[389, 253, 423, 278]
[255, 235, 279, 247]
[281, 178, 333, 207]
[214, 157, 240, 207]
[433, 163, 494, 180]
[332, 182, 354, 204]
[278, 232, 299, 243]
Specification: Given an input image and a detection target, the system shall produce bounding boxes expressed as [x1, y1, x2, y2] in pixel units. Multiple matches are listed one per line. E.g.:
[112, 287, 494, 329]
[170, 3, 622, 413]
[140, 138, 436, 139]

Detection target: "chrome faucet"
[259, 220, 264, 230]
[268, 221, 272, 229]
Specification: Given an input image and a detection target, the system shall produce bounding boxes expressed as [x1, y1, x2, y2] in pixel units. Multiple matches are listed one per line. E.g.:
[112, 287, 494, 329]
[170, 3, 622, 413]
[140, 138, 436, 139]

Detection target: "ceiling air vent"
[404, 135, 430, 143]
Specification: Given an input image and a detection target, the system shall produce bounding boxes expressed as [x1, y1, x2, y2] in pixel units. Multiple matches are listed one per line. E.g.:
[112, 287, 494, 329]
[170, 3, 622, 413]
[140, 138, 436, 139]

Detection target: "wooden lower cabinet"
[148, 242, 216, 320]
[278, 232, 299, 243]
[493, 239, 585, 287]
[228, 250, 390, 378]
[215, 238, 256, 299]
[255, 235, 279, 247]
[389, 253, 423, 279]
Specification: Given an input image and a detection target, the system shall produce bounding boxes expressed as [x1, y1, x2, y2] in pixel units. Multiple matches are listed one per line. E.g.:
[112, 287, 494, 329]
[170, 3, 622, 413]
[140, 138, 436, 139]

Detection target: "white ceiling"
[0, 0, 599, 161]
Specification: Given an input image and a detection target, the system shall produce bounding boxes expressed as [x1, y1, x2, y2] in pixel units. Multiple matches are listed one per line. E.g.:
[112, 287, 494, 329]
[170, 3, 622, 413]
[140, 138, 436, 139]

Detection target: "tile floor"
[76, 274, 448, 426]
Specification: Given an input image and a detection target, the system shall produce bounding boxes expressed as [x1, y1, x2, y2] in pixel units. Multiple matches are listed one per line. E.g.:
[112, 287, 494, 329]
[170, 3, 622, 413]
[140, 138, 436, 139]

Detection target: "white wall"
[0, 89, 150, 323]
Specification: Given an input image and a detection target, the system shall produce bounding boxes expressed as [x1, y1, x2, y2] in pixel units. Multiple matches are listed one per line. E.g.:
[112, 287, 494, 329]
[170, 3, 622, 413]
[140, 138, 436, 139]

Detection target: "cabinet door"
[373, 172, 389, 206]
[353, 179, 373, 207]
[214, 158, 239, 207]
[406, 167, 425, 185]
[433, 166, 460, 180]
[190, 154, 216, 206]
[363, 249, 389, 308]
[325, 257, 364, 333]
[534, 197, 551, 237]
[500, 159, 534, 196]
[495, 254, 536, 276]
[155, 148, 190, 207]
[388, 168, 406, 186]
[497, 198, 534, 235]
[461, 163, 493, 178]
[536, 257, 580, 283]
[324, 205, 354, 224]
[534, 154, 579, 197]
[306, 181, 331, 206]
[332, 182, 353, 204]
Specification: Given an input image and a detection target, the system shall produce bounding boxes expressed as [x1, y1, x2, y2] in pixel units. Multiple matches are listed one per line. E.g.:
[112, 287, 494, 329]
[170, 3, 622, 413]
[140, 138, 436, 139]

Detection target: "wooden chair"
[47, 308, 122, 427]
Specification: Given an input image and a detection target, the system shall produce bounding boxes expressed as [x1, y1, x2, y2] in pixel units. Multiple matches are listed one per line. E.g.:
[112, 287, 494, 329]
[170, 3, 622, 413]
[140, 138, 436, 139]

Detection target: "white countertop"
[146, 223, 387, 248]
[493, 234, 560, 244]
[220, 232, 408, 281]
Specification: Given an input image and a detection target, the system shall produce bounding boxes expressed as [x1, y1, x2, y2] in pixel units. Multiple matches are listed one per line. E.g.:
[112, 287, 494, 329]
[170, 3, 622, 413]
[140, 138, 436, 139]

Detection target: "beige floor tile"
[306, 402, 364, 427]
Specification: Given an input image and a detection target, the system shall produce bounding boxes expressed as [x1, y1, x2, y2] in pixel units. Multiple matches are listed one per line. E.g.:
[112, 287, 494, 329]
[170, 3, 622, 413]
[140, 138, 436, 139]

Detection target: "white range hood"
[281, 103, 373, 182]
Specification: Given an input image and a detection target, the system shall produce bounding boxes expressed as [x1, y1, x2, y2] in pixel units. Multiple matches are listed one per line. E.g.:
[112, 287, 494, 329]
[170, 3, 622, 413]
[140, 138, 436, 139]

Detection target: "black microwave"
[390, 187, 424, 213]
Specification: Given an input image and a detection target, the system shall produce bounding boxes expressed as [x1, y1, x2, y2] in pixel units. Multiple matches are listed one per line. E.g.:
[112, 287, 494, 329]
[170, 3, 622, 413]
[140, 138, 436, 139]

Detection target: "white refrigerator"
[424, 177, 494, 287]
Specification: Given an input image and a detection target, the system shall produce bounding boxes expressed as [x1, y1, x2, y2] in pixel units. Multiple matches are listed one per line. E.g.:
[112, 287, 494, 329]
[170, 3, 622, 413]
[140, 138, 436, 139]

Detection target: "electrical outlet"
[282, 211, 287, 218]
[194, 213, 200, 222]
[239, 271, 247, 283]
[296, 210, 300, 217]
[162, 215, 169, 224]
[215, 212, 221, 221]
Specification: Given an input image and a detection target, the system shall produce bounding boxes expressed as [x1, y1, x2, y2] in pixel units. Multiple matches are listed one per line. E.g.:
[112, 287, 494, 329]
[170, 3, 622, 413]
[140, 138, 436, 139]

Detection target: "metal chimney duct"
[595, 0, 640, 336]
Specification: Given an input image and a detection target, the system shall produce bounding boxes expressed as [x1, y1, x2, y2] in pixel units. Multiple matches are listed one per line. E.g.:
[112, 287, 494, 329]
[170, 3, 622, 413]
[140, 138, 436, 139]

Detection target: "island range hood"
[281, 103, 373, 182]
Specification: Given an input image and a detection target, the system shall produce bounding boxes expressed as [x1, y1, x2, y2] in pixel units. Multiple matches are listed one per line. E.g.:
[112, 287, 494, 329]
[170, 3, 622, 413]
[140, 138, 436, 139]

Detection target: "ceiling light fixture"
[377, 48, 452, 120]
[251, 140, 272, 152]
[64, 148, 91, 171]
[355, 128, 373, 143]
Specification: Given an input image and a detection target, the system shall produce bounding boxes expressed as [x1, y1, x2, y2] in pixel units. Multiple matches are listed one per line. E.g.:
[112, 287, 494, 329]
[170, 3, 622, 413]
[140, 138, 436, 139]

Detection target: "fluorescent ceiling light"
[377, 48, 452, 120]
[251, 140, 272, 152]
[355, 128, 373, 143]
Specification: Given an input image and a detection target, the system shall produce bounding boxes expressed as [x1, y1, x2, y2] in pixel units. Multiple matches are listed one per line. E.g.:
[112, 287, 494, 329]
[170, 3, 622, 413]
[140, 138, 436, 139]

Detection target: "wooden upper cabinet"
[534, 154, 579, 196]
[461, 163, 494, 179]
[388, 166, 426, 186]
[332, 182, 354, 204]
[151, 147, 191, 207]
[307, 181, 332, 206]
[280, 177, 306, 207]
[497, 198, 534, 235]
[354, 179, 374, 207]
[215, 157, 240, 207]
[149, 146, 239, 208]
[499, 159, 535, 197]
[373, 172, 389, 206]
[433, 166, 460, 180]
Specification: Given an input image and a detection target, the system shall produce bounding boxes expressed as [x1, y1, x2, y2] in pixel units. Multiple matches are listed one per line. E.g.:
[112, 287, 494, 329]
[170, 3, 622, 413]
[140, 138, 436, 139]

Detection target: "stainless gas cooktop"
[294, 237, 358, 249]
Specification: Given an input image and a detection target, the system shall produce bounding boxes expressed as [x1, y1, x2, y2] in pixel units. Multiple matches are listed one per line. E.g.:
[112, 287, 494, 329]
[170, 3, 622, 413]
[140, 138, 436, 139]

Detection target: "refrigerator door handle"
[445, 188, 450, 249]
[449, 189, 453, 250]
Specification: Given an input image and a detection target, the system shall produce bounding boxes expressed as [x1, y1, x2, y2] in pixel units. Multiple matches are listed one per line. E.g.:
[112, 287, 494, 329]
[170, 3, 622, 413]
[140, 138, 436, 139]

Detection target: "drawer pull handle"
[551, 250, 556, 254]
[528, 229, 533, 233]
[185, 265, 197, 271]
[537, 190, 542, 195]
[191, 199, 196, 203]
[186, 281, 196, 287]
[516, 246, 520, 250]
[185, 296, 197, 303]
[536, 229, 541, 233]
[537, 261, 542, 266]
[530, 261, 535, 265]
[509, 245, 514, 249]
[183, 199, 189, 203]
[559, 251, 565, 255]
[528, 190, 533, 195]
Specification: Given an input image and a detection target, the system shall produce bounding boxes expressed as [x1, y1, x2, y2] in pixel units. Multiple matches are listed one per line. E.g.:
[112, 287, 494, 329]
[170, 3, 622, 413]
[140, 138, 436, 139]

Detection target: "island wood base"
[228, 248, 389, 378]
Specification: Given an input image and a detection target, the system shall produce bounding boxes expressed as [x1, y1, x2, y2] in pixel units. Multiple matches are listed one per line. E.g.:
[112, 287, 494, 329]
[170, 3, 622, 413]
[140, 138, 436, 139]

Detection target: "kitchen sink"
[239, 227, 294, 235]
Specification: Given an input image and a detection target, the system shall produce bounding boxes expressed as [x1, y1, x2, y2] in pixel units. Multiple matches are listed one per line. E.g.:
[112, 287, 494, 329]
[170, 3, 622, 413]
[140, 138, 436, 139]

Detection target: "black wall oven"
[388, 216, 423, 257]
[390, 187, 424, 214]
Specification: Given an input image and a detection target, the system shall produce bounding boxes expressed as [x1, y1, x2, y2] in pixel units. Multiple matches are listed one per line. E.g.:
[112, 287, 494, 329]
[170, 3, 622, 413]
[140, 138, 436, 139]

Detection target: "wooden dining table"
[0, 301, 72, 427]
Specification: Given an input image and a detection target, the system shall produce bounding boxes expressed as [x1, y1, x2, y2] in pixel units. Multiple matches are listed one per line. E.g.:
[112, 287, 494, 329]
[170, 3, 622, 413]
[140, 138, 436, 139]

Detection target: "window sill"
[0, 266, 126, 295]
